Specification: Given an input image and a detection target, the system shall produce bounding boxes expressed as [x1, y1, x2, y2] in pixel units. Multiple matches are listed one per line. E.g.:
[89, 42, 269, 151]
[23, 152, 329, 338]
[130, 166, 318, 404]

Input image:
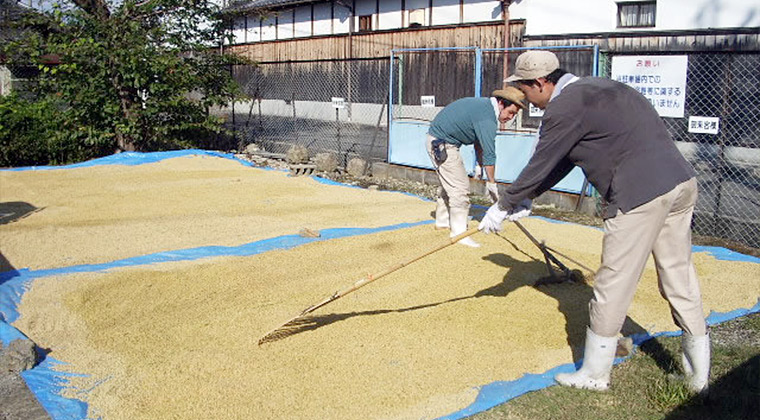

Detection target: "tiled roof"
[225, 0, 320, 12]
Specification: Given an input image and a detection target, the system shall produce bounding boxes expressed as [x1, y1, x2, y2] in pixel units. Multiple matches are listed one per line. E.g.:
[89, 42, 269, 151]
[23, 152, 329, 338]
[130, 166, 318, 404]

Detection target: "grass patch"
[469, 312, 760, 420]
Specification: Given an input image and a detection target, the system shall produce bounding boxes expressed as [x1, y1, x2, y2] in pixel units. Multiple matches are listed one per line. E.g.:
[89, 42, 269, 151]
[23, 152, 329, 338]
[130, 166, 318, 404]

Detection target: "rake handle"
[299, 227, 480, 316]
[513, 220, 570, 273]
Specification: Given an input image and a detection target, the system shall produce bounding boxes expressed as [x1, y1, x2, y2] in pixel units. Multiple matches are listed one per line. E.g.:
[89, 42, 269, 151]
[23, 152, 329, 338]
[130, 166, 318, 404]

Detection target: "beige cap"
[492, 86, 527, 109]
[504, 50, 560, 82]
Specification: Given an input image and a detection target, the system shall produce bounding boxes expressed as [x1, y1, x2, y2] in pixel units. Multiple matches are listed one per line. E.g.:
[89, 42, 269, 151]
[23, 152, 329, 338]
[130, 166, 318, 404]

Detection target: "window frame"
[617, 1, 656, 28]
[358, 14, 373, 32]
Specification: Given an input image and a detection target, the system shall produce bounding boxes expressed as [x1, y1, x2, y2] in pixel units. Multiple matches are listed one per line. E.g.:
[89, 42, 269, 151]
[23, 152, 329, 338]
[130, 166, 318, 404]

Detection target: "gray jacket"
[500, 75, 695, 219]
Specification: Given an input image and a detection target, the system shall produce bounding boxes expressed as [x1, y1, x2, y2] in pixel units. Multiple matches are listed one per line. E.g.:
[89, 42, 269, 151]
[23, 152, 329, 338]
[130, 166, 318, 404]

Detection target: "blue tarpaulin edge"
[1, 149, 255, 171]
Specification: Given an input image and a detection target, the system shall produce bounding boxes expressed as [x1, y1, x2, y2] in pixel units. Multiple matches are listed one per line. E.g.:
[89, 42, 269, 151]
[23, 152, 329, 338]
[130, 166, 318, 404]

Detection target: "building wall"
[509, 0, 760, 36]
[229, 0, 505, 44]
[227, 0, 760, 45]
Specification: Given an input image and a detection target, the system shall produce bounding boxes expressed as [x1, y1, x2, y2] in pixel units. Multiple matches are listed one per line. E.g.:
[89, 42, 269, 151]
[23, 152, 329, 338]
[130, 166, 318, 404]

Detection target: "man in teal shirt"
[427, 87, 525, 247]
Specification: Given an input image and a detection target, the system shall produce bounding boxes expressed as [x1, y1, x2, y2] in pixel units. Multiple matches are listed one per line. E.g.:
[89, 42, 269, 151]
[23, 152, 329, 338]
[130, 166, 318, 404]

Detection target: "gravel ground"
[0, 372, 49, 420]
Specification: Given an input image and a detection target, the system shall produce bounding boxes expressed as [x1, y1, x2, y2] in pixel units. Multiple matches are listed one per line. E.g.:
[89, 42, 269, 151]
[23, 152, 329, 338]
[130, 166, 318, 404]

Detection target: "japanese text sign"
[611, 55, 688, 118]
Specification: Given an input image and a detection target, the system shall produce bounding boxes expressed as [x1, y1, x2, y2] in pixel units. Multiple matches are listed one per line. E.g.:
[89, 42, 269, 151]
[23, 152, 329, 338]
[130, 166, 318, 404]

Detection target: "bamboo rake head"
[258, 315, 319, 345]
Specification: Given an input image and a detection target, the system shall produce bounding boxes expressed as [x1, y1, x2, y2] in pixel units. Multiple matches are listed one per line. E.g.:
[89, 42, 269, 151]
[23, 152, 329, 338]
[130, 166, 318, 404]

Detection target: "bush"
[0, 94, 112, 167]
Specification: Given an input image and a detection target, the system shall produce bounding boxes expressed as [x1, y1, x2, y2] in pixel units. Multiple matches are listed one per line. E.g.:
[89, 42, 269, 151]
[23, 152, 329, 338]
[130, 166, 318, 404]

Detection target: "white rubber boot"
[449, 207, 479, 248]
[555, 327, 617, 391]
[435, 197, 450, 230]
[681, 332, 710, 394]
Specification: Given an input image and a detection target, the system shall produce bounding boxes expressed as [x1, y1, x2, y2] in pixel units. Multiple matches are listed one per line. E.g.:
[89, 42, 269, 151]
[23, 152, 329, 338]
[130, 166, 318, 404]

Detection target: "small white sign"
[688, 116, 720, 134]
[611, 55, 688, 118]
[420, 96, 436, 107]
[529, 103, 544, 118]
[331, 97, 345, 109]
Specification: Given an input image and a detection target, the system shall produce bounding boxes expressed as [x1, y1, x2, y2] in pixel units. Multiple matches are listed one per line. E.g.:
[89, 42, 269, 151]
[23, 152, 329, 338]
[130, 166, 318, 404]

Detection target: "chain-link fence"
[228, 59, 390, 166]
[601, 52, 760, 248]
[227, 50, 759, 248]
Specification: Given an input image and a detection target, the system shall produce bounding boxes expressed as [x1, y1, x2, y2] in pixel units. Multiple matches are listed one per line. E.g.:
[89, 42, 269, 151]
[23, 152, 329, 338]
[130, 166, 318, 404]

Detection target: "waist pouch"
[432, 139, 448, 165]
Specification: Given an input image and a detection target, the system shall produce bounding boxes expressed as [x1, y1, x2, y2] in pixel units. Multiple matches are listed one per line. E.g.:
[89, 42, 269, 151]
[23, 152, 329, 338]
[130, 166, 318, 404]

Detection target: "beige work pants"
[426, 135, 471, 214]
[590, 178, 707, 337]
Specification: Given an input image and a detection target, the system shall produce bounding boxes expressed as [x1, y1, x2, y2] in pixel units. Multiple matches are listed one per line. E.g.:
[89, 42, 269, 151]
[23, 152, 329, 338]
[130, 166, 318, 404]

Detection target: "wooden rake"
[258, 227, 479, 345]
[512, 220, 590, 285]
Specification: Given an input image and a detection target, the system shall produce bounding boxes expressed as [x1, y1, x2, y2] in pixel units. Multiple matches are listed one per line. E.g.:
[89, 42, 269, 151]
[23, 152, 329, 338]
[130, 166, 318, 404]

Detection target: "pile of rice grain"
[16, 222, 759, 419]
[0, 156, 432, 271]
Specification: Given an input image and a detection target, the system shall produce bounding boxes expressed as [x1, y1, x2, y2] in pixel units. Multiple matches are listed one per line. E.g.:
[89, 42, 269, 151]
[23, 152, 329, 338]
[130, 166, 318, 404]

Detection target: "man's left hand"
[486, 182, 499, 203]
[508, 199, 532, 222]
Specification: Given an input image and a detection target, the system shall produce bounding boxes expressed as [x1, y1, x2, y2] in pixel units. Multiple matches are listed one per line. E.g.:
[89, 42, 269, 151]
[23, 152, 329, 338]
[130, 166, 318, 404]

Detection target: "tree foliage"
[1, 0, 249, 165]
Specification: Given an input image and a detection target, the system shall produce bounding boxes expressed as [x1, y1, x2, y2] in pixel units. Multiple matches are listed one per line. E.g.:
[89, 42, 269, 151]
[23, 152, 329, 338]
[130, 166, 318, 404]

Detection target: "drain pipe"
[501, 0, 513, 87]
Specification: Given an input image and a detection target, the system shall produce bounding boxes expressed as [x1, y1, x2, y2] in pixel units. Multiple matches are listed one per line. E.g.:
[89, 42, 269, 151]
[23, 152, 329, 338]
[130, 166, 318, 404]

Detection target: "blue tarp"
[1, 151, 758, 420]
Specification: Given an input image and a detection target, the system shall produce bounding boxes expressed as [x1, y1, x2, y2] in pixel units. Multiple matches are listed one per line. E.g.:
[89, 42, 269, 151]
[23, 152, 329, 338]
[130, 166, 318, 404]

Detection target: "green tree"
[1, 0, 249, 162]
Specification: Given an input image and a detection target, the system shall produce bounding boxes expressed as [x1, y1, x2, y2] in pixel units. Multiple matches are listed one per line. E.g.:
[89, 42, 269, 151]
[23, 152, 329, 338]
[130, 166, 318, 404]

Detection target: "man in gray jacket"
[479, 50, 709, 394]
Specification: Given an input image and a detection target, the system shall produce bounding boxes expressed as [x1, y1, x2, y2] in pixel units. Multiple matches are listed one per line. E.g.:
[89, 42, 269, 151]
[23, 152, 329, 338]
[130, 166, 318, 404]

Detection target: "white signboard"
[331, 97, 345, 109]
[611, 55, 688, 118]
[688, 116, 720, 134]
[420, 96, 436, 107]
[528, 103, 544, 118]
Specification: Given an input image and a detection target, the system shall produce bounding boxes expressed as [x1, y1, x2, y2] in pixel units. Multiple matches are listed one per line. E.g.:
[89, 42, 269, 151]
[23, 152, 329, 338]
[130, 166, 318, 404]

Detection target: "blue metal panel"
[388, 121, 587, 194]
[494, 133, 587, 194]
[388, 120, 475, 171]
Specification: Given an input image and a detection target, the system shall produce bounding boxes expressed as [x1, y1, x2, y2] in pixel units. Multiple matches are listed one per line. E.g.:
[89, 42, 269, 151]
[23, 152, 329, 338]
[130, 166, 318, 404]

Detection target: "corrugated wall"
[225, 21, 526, 62]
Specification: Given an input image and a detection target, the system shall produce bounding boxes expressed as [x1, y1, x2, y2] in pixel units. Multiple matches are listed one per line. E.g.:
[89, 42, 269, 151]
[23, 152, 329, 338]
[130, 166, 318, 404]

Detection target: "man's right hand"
[479, 203, 508, 234]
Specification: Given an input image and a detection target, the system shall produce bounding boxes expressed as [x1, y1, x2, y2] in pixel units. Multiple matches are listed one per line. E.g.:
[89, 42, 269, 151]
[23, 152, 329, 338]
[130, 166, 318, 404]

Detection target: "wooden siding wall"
[226, 21, 526, 62]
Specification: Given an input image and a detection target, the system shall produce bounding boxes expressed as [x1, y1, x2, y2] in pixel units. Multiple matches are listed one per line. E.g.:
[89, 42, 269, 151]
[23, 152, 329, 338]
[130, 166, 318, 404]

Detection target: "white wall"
[508, 0, 616, 35]
[294, 6, 312, 38]
[334, 4, 351, 34]
[261, 15, 277, 41]
[508, 0, 760, 36]
[658, 0, 760, 30]
[247, 16, 262, 43]
[313, 3, 333, 36]
[378, 0, 403, 30]
[406, 0, 429, 26]
[277, 10, 294, 39]
[462, 0, 503, 24]
[231, 0, 760, 45]
[431, 0, 460, 26]
[231, 16, 246, 44]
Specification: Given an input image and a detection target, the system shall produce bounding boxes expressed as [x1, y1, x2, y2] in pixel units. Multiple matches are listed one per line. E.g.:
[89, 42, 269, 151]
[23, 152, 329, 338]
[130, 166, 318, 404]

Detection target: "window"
[408, 8, 425, 28]
[359, 15, 373, 32]
[617, 1, 656, 28]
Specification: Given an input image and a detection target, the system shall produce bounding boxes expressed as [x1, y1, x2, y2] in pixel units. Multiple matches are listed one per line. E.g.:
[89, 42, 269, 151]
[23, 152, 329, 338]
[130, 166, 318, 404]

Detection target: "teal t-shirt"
[428, 97, 498, 165]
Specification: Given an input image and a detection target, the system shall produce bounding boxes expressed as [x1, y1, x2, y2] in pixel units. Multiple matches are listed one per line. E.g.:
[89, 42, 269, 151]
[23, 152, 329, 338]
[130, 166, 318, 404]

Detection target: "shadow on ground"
[664, 354, 759, 420]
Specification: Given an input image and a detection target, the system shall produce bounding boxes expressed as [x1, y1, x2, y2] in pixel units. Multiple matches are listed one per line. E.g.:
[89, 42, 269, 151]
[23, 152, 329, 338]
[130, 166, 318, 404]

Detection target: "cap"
[491, 86, 526, 109]
[504, 50, 560, 82]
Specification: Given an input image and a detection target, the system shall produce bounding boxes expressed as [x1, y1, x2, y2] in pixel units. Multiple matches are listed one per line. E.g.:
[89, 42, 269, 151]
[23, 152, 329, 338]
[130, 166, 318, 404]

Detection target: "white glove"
[473, 164, 483, 180]
[485, 182, 499, 203]
[508, 198, 532, 222]
[478, 203, 509, 234]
